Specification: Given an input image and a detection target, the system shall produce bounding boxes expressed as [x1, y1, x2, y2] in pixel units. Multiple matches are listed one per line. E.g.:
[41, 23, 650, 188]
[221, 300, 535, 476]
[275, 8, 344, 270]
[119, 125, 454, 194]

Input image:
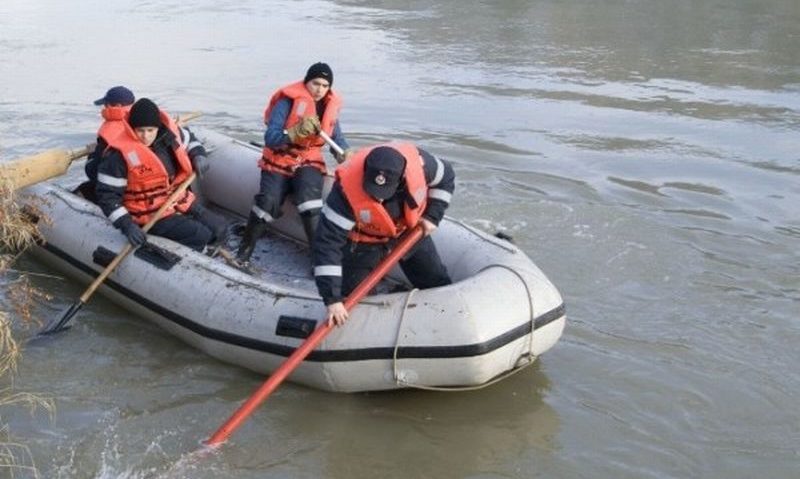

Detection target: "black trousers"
[252, 167, 323, 220]
[341, 235, 452, 296]
[149, 213, 213, 251]
[188, 203, 229, 245]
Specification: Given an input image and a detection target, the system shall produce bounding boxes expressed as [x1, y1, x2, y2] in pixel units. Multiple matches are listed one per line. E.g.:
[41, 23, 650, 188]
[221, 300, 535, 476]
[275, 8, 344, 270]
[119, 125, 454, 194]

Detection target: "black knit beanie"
[304, 62, 333, 86]
[128, 98, 161, 128]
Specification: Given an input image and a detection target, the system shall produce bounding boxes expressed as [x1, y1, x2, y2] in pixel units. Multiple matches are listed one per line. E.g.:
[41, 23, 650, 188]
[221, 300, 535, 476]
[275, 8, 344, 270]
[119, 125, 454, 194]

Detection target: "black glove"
[192, 155, 210, 179]
[119, 217, 147, 247]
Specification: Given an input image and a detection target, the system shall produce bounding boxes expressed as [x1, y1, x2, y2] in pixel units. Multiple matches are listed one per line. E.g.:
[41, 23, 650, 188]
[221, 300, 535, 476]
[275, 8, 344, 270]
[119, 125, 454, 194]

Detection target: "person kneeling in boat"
[236, 62, 353, 265]
[312, 143, 455, 326]
[77, 85, 136, 202]
[95, 97, 221, 251]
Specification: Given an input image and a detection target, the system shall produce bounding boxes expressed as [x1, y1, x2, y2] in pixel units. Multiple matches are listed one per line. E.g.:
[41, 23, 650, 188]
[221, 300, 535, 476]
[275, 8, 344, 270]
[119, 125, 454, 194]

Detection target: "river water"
[1, 0, 798, 477]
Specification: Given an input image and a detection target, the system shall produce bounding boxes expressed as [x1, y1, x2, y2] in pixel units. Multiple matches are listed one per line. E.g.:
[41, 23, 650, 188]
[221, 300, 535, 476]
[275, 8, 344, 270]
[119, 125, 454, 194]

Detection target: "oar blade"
[32, 173, 195, 341]
[27, 325, 72, 346]
[36, 301, 84, 337]
[1, 149, 74, 190]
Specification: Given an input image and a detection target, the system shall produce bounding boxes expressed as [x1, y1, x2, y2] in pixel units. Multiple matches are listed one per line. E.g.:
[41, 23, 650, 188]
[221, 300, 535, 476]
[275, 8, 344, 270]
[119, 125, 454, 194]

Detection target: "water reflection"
[318, 365, 558, 478]
[336, 0, 800, 89]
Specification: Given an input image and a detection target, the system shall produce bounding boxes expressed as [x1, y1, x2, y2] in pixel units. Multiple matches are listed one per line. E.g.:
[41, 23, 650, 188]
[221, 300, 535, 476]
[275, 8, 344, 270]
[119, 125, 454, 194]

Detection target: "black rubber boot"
[301, 212, 319, 247]
[236, 213, 268, 263]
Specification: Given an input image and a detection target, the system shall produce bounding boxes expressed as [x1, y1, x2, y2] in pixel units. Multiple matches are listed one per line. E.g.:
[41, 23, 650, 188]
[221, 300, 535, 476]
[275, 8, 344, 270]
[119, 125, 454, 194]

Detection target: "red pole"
[206, 226, 424, 446]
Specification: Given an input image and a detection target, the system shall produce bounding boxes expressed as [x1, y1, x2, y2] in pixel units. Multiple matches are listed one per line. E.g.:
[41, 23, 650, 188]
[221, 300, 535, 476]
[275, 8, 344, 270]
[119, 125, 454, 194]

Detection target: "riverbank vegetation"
[0, 177, 55, 477]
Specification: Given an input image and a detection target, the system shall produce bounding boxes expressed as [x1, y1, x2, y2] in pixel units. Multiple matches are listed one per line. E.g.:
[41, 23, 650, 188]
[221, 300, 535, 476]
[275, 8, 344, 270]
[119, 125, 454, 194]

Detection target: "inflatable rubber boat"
[22, 128, 566, 392]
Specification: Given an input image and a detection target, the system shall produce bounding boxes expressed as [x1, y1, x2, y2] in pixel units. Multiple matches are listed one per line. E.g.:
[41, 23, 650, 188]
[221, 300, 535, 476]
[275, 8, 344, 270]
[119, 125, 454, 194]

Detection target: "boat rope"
[391, 264, 538, 391]
[477, 263, 538, 361]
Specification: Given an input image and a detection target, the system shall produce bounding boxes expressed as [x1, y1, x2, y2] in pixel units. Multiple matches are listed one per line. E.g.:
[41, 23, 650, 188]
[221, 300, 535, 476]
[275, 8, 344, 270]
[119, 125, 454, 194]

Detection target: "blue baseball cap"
[93, 86, 135, 106]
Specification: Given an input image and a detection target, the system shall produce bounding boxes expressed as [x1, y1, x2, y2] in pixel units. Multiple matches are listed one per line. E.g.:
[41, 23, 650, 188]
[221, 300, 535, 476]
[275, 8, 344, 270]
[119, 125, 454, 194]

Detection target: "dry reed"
[0, 175, 55, 477]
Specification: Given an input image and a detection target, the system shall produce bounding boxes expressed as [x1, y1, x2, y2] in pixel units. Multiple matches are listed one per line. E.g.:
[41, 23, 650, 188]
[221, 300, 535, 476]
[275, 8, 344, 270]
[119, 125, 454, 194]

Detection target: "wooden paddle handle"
[78, 172, 197, 302]
[318, 130, 345, 156]
[70, 145, 95, 160]
[175, 111, 202, 126]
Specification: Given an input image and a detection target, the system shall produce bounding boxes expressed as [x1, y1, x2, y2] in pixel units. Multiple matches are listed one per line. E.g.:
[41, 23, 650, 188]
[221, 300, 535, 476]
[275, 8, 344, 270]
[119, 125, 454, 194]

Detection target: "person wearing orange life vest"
[236, 62, 353, 264]
[95, 98, 222, 251]
[78, 86, 136, 202]
[312, 143, 456, 326]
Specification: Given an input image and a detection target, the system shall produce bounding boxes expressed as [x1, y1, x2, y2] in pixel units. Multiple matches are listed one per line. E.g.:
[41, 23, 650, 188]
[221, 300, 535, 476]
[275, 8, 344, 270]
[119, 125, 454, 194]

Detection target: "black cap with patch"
[363, 146, 406, 200]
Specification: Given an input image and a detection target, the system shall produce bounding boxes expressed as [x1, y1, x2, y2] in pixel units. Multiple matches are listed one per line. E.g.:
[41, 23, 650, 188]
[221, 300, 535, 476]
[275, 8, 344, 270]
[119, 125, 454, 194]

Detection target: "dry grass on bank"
[0, 179, 43, 253]
[0, 177, 56, 478]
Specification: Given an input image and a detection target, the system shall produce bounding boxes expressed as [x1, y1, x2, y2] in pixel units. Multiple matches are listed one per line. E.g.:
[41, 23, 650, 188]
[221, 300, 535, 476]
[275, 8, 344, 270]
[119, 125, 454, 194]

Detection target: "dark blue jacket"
[312, 147, 455, 304]
[94, 126, 206, 228]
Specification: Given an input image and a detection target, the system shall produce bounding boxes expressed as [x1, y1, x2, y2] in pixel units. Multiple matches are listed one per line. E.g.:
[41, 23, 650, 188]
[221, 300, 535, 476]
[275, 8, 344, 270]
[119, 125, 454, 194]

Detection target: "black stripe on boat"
[93, 244, 182, 271]
[42, 243, 565, 362]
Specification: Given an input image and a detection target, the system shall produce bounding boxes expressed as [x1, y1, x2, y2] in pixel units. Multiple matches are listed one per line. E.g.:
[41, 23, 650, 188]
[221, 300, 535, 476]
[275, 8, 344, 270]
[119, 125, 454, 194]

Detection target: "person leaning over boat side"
[94, 97, 219, 251]
[236, 62, 353, 264]
[77, 86, 136, 202]
[312, 143, 455, 326]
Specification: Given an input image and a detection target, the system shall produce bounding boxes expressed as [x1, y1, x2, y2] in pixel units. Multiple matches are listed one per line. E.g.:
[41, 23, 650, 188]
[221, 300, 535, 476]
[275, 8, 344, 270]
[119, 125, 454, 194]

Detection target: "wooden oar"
[206, 225, 424, 446]
[0, 112, 202, 191]
[175, 111, 203, 126]
[36, 172, 198, 337]
[0, 145, 94, 190]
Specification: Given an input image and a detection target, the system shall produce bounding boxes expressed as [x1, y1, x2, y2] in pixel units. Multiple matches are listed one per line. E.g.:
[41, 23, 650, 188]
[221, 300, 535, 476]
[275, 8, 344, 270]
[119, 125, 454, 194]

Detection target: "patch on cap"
[363, 146, 406, 200]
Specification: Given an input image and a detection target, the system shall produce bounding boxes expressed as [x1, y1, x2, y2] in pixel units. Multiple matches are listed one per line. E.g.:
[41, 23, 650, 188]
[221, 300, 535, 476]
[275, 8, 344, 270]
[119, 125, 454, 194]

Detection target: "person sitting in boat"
[94, 97, 220, 251]
[236, 62, 353, 265]
[312, 143, 456, 326]
[77, 86, 136, 202]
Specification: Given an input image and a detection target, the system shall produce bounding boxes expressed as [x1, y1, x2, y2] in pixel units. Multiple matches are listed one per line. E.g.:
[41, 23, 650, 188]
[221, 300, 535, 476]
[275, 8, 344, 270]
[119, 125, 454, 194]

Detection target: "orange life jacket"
[337, 143, 427, 243]
[259, 80, 342, 176]
[97, 105, 130, 144]
[104, 111, 195, 225]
